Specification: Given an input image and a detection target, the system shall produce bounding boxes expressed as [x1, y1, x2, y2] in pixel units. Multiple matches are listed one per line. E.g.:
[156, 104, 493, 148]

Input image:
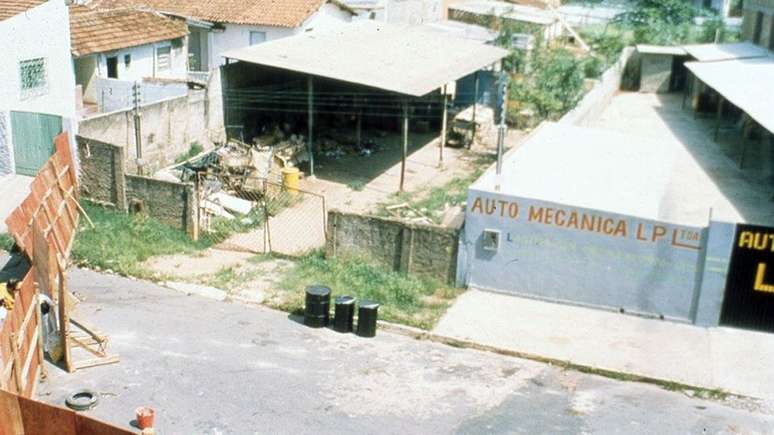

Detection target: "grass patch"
[0, 233, 13, 252]
[72, 201, 208, 277]
[377, 153, 496, 224]
[277, 251, 463, 330]
[174, 141, 204, 164]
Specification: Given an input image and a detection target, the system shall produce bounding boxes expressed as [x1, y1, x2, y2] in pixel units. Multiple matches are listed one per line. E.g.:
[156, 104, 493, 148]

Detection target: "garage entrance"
[10, 111, 62, 176]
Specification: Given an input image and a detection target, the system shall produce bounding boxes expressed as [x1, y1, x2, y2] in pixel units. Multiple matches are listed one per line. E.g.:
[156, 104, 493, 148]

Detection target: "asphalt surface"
[31, 267, 774, 434]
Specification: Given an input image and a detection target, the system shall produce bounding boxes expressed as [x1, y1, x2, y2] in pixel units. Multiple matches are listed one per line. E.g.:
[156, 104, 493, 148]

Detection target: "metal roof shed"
[222, 21, 508, 97]
[222, 21, 509, 189]
[685, 57, 774, 165]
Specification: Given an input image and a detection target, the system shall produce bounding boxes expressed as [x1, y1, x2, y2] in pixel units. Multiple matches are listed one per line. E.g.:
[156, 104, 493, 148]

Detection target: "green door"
[11, 111, 62, 176]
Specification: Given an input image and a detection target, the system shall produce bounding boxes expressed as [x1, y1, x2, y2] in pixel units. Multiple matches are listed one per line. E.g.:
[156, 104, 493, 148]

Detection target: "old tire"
[65, 389, 99, 411]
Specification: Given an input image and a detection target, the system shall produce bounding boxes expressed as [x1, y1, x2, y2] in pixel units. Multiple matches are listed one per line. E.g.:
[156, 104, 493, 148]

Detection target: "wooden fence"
[0, 388, 133, 435]
[1, 132, 80, 396]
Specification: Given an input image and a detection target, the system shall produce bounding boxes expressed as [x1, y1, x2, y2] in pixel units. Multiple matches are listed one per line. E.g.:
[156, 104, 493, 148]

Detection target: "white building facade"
[0, 0, 77, 176]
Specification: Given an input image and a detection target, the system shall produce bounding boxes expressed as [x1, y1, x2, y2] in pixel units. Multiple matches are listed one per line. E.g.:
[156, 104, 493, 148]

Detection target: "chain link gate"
[196, 174, 326, 256]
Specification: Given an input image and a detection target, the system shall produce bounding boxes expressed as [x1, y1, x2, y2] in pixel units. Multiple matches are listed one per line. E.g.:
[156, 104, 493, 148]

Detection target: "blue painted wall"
[457, 188, 722, 323]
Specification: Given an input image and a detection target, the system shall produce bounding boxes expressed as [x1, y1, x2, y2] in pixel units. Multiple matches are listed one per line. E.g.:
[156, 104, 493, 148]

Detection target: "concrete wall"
[458, 190, 716, 323]
[125, 175, 197, 235]
[94, 77, 188, 113]
[326, 210, 461, 284]
[558, 47, 635, 127]
[0, 0, 77, 175]
[741, 0, 774, 46]
[639, 53, 673, 93]
[78, 90, 215, 174]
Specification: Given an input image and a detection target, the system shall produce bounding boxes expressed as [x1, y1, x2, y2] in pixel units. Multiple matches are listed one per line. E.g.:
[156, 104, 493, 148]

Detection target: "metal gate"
[198, 175, 326, 257]
[10, 111, 62, 176]
[720, 223, 774, 332]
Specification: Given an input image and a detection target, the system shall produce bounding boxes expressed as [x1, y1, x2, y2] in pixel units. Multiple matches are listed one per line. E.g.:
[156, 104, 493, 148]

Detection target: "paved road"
[36, 268, 774, 434]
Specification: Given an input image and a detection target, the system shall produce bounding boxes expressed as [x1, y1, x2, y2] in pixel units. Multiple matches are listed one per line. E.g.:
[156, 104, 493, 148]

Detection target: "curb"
[376, 319, 737, 400]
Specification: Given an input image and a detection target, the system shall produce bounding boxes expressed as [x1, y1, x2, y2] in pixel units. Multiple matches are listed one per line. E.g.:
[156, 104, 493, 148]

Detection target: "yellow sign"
[754, 263, 774, 293]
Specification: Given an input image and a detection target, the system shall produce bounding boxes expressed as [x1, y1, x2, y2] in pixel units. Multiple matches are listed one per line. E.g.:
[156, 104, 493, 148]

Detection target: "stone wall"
[326, 210, 460, 284]
[639, 53, 673, 93]
[125, 175, 197, 236]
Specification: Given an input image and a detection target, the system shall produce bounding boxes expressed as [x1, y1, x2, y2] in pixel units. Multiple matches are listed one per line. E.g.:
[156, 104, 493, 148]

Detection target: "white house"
[69, 0, 189, 114]
[129, 0, 354, 73]
[344, 0, 446, 24]
[0, 0, 77, 176]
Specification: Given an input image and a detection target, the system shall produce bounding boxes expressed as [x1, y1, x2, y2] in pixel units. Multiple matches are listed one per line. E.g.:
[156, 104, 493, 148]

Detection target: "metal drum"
[356, 300, 380, 338]
[333, 296, 356, 333]
[304, 285, 331, 328]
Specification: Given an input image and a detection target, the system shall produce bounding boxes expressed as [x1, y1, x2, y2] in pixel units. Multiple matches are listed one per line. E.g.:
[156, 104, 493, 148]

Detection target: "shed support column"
[714, 94, 724, 143]
[439, 85, 448, 167]
[400, 100, 409, 192]
[307, 76, 315, 177]
[470, 71, 479, 149]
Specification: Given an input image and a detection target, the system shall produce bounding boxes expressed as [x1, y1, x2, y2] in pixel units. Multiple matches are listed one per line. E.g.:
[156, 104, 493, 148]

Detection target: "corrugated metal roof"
[682, 42, 770, 62]
[222, 21, 509, 97]
[685, 57, 774, 134]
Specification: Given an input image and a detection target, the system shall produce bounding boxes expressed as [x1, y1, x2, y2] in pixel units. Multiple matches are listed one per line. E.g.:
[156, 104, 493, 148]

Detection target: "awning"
[685, 57, 774, 134]
[222, 20, 509, 97]
[636, 44, 687, 56]
[681, 42, 770, 62]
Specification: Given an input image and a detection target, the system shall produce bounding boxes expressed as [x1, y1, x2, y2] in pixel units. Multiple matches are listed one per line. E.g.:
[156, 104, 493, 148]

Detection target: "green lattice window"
[19, 57, 47, 98]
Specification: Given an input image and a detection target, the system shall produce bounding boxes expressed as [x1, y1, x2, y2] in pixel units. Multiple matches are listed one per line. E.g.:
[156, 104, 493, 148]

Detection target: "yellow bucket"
[281, 166, 300, 194]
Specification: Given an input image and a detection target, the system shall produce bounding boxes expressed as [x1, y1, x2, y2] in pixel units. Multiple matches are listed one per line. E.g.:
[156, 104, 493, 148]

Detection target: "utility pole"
[496, 73, 509, 178]
[132, 81, 144, 176]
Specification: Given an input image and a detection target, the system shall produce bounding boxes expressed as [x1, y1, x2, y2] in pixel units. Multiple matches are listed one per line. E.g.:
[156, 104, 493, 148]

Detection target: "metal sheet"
[222, 21, 509, 97]
[682, 42, 770, 62]
[685, 57, 774, 134]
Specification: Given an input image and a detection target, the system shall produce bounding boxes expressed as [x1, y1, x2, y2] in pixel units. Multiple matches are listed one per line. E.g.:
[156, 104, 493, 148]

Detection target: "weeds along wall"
[77, 135, 198, 236]
[558, 47, 636, 127]
[326, 210, 461, 285]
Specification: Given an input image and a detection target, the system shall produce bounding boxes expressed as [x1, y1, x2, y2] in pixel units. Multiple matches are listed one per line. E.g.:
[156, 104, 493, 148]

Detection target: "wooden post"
[34, 288, 46, 380]
[400, 100, 409, 192]
[714, 95, 724, 142]
[307, 76, 315, 178]
[58, 270, 73, 373]
[470, 71, 479, 149]
[439, 85, 448, 167]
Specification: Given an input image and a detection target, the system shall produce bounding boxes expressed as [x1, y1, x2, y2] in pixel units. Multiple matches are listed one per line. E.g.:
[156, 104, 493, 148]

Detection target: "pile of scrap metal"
[317, 128, 380, 159]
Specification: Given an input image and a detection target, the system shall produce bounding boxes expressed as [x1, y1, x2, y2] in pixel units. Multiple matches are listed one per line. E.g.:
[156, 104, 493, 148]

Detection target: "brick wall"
[77, 136, 126, 208]
[326, 210, 460, 284]
[125, 175, 197, 236]
[77, 135, 197, 237]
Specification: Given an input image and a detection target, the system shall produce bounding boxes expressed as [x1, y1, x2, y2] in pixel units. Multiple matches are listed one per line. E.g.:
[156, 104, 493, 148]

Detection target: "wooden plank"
[18, 393, 78, 435]
[0, 389, 25, 435]
[19, 327, 39, 389]
[15, 295, 37, 349]
[34, 287, 46, 381]
[58, 269, 73, 373]
[69, 336, 106, 358]
[73, 355, 120, 370]
[9, 333, 22, 393]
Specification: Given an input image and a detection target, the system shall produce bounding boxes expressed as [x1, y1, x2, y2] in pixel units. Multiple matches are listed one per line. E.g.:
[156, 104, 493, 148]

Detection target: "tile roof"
[0, 0, 46, 22]
[131, 0, 350, 27]
[69, 0, 188, 57]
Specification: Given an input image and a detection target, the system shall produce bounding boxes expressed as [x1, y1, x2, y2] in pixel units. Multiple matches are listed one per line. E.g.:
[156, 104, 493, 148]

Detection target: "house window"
[249, 31, 266, 45]
[19, 57, 47, 98]
[157, 45, 171, 71]
[752, 11, 763, 44]
[124, 54, 131, 68]
[107, 56, 118, 78]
